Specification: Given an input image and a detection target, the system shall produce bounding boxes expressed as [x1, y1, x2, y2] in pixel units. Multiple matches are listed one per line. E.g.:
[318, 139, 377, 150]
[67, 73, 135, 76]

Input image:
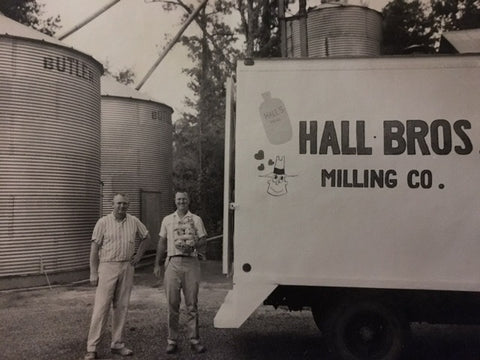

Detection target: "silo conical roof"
[1, 12, 64, 45]
[0, 12, 102, 70]
[101, 75, 173, 111]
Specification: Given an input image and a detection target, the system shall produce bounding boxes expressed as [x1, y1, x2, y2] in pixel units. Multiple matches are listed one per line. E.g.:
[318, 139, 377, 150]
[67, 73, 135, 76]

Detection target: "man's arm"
[153, 236, 167, 278]
[131, 233, 150, 266]
[196, 236, 207, 248]
[90, 242, 100, 286]
[194, 215, 208, 258]
[195, 236, 207, 259]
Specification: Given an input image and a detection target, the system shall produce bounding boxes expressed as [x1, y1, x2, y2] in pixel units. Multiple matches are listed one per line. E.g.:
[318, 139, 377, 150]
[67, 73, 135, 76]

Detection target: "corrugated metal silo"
[101, 76, 173, 247]
[286, 20, 301, 58]
[0, 14, 103, 287]
[286, 4, 382, 57]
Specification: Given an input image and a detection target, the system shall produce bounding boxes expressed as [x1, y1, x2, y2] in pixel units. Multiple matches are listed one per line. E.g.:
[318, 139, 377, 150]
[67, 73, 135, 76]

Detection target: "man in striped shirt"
[85, 193, 150, 360]
[154, 191, 207, 354]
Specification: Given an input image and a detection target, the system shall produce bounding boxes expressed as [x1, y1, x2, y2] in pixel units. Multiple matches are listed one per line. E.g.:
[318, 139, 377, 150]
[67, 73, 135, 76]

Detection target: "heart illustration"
[268, 159, 274, 165]
[254, 150, 264, 160]
[257, 164, 265, 171]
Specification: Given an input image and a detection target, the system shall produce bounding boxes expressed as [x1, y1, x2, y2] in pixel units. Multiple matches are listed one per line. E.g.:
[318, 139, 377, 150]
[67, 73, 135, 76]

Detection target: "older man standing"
[154, 191, 207, 354]
[84, 193, 150, 360]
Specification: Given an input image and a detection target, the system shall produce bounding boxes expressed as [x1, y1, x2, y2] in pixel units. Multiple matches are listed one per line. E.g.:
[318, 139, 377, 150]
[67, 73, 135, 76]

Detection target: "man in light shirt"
[85, 193, 150, 360]
[154, 191, 207, 354]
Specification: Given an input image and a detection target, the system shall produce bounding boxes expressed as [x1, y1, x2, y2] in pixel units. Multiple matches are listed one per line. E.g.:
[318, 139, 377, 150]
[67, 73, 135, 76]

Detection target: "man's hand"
[90, 273, 99, 287]
[153, 264, 165, 284]
[130, 254, 142, 267]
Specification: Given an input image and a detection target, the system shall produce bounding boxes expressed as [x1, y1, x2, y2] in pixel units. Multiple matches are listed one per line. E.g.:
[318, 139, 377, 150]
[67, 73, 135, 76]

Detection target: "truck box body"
[215, 55, 480, 331]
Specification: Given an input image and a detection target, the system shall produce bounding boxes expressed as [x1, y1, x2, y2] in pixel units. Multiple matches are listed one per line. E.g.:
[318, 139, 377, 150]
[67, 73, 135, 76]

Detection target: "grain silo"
[286, 2, 382, 58]
[101, 76, 173, 248]
[0, 14, 103, 289]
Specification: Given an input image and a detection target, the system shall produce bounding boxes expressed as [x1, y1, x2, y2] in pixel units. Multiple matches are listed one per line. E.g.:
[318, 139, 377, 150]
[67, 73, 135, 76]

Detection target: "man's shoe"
[190, 343, 206, 354]
[84, 352, 97, 360]
[166, 343, 178, 354]
[111, 347, 134, 356]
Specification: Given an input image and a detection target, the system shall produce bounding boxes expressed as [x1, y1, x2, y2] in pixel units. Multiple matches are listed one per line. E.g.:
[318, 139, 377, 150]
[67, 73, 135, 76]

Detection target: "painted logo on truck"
[255, 151, 297, 196]
[298, 119, 474, 190]
[258, 92, 292, 145]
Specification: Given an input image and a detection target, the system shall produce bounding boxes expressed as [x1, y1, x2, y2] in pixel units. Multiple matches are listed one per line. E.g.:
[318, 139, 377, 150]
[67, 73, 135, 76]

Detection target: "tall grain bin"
[101, 76, 173, 247]
[286, 3, 382, 57]
[0, 14, 103, 289]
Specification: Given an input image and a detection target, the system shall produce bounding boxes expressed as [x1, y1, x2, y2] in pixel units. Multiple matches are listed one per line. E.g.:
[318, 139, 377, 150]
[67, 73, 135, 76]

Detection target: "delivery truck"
[214, 55, 480, 360]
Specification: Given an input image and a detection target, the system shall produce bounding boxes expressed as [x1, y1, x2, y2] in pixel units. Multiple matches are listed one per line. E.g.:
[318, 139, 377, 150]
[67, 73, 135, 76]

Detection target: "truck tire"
[312, 304, 328, 332]
[321, 301, 409, 360]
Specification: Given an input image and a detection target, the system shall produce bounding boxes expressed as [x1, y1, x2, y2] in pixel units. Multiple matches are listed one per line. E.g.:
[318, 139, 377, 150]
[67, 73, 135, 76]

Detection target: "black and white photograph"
[1, 0, 480, 359]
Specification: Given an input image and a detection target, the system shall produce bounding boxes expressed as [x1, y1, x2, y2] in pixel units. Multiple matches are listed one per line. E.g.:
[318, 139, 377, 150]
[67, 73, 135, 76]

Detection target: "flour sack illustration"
[259, 92, 292, 145]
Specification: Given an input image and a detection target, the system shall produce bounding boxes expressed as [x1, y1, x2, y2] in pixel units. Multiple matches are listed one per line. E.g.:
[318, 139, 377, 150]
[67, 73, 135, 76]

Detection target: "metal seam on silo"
[286, 5, 382, 58]
[100, 85, 173, 251]
[0, 24, 102, 279]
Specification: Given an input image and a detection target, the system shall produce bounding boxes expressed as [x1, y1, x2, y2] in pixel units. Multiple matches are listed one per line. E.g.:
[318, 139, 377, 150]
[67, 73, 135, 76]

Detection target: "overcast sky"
[39, 0, 390, 122]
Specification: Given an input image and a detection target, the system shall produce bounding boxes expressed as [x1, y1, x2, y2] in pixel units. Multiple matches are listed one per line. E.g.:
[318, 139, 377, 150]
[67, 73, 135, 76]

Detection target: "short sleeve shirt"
[92, 213, 149, 262]
[159, 211, 207, 257]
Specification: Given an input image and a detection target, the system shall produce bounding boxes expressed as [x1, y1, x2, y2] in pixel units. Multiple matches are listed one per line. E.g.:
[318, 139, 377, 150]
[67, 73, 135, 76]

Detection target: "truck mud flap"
[214, 283, 277, 328]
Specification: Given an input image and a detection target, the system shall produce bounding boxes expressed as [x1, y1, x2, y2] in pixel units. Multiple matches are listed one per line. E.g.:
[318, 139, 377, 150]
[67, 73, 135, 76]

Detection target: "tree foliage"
[104, 62, 136, 86]
[0, 0, 61, 36]
[160, 0, 284, 234]
[160, 0, 239, 234]
[236, 0, 284, 57]
[429, 0, 480, 40]
[382, 0, 480, 54]
[114, 68, 136, 85]
[382, 0, 433, 54]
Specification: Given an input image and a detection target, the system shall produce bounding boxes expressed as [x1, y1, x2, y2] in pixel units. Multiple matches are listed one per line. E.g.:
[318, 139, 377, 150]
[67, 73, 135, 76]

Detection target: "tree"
[160, 0, 239, 234]
[236, 0, 285, 57]
[382, 0, 480, 54]
[161, 0, 286, 234]
[382, 0, 434, 54]
[114, 68, 136, 85]
[429, 0, 480, 43]
[162, 0, 285, 234]
[104, 62, 136, 86]
[0, 0, 61, 36]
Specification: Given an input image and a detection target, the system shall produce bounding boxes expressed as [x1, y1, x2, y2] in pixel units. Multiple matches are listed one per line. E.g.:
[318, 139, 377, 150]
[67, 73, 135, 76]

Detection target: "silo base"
[0, 269, 89, 291]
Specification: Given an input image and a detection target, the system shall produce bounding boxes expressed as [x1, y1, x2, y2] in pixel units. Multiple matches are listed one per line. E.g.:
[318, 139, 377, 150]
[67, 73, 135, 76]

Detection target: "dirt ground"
[0, 261, 324, 360]
[2, 261, 480, 360]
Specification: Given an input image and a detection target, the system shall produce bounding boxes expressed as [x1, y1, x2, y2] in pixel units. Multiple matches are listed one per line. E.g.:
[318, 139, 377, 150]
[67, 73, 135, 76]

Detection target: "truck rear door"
[222, 78, 235, 276]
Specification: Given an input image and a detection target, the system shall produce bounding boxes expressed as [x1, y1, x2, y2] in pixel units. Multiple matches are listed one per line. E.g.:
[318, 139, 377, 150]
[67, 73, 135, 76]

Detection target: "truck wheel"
[312, 304, 327, 332]
[322, 301, 408, 360]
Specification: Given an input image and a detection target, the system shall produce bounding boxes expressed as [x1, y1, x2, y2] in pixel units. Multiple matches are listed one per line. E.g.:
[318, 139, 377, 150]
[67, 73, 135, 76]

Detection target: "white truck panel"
[215, 55, 480, 328]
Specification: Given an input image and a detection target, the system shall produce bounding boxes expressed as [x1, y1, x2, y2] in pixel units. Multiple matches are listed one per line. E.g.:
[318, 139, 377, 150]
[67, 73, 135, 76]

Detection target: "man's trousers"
[164, 256, 201, 344]
[87, 261, 134, 352]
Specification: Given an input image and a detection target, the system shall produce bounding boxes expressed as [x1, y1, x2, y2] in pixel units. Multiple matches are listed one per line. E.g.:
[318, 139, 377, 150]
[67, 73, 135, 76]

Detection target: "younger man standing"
[154, 191, 207, 354]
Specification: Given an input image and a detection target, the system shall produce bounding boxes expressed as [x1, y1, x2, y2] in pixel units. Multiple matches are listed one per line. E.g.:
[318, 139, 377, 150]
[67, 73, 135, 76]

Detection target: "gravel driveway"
[1, 261, 480, 360]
